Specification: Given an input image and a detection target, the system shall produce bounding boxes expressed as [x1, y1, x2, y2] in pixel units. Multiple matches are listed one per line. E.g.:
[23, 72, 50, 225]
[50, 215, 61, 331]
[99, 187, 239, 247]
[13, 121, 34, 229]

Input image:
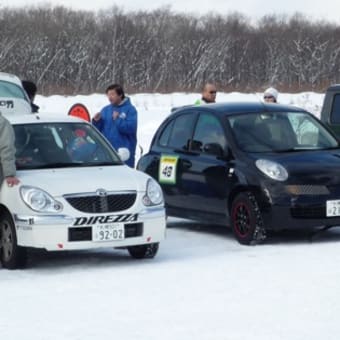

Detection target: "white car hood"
[18, 165, 149, 196]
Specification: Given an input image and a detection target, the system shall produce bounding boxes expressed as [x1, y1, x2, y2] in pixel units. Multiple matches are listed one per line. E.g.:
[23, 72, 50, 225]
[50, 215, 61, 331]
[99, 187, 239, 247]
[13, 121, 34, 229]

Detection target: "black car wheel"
[0, 212, 27, 269]
[128, 243, 159, 259]
[231, 192, 266, 245]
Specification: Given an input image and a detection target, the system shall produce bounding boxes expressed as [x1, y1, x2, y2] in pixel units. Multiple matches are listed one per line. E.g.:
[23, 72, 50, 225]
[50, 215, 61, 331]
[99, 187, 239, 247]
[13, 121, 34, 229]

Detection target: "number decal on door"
[159, 155, 179, 184]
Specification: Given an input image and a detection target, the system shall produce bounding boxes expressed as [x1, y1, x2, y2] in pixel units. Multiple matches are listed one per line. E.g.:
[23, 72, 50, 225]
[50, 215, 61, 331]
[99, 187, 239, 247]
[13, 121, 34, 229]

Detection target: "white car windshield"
[229, 111, 339, 153]
[14, 122, 122, 169]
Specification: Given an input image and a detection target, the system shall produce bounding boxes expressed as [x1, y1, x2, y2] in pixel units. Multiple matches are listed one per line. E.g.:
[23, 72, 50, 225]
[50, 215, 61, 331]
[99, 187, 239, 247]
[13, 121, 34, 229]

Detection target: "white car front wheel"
[0, 212, 27, 269]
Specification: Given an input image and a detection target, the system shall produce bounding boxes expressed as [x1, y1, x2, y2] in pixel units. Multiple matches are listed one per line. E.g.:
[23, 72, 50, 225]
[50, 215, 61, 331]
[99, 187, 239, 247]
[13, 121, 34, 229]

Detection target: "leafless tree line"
[0, 5, 339, 94]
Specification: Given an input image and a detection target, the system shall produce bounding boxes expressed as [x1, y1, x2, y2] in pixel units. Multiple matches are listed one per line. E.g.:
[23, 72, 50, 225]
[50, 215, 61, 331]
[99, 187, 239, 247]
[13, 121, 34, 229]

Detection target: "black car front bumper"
[258, 182, 340, 230]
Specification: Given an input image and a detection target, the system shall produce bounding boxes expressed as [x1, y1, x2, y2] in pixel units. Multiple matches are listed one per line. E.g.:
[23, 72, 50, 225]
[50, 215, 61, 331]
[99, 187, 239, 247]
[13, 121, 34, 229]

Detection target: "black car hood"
[253, 149, 340, 184]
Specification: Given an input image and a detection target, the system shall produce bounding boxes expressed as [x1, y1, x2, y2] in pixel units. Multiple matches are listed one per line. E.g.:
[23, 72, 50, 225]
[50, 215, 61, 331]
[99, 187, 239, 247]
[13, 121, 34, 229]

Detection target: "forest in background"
[1, 5, 339, 95]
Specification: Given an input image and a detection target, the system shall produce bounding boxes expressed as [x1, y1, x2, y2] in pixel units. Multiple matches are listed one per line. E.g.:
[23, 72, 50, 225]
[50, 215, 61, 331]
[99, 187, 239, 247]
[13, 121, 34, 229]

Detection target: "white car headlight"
[20, 186, 63, 213]
[143, 179, 163, 206]
[255, 159, 288, 181]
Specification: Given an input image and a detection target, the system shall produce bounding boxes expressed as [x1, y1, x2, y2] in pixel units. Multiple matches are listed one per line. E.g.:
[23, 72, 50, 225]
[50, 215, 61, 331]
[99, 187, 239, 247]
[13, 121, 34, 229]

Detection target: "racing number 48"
[162, 165, 173, 178]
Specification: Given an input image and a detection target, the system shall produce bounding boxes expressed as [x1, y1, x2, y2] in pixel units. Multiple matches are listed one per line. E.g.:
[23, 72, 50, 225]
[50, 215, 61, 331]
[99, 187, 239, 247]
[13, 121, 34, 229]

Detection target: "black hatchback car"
[137, 102, 340, 244]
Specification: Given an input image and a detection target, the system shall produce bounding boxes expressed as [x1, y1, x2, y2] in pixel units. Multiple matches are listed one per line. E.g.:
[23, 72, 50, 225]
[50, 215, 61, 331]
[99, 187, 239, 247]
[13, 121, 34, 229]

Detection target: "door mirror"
[189, 139, 203, 152]
[117, 147, 130, 162]
[203, 143, 224, 156]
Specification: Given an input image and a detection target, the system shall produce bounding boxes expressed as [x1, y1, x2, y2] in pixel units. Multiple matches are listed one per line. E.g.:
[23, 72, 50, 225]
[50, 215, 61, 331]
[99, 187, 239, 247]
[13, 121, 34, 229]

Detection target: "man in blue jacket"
[92, 84, 137, 167]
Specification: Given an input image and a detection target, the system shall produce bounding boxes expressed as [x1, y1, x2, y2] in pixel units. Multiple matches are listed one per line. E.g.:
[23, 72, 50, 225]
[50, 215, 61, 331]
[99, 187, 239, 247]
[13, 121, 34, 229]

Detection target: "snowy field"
[2, 91, 340, 340]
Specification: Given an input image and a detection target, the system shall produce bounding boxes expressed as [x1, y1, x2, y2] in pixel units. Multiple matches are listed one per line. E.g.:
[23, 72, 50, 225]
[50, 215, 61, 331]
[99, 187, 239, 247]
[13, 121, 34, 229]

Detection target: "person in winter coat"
[0, 113, 19, 187]
[92, 84, 137, 168]
[263, 87, 279, 103]
[195, 83, 217, 105]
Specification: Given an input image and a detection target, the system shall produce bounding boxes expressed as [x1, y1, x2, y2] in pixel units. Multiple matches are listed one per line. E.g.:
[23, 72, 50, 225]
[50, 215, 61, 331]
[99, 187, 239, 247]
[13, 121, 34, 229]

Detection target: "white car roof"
[5, 112, 86, 125]
[0, 72, 23, 87]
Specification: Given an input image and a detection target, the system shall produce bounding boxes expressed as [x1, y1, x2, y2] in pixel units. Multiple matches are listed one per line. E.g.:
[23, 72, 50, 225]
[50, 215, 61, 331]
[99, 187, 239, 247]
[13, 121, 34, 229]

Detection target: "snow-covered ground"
[2, 91, 340, 340]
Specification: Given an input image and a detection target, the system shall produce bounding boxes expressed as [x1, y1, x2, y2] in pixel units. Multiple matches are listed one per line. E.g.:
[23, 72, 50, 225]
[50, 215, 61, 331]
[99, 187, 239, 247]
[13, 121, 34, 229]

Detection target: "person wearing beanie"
[263, 87, 278, 103]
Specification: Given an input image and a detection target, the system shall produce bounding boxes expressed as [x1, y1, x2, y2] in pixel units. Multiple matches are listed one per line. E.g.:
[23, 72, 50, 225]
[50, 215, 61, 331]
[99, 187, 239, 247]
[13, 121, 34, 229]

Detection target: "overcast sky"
[1, 0, 340, 24]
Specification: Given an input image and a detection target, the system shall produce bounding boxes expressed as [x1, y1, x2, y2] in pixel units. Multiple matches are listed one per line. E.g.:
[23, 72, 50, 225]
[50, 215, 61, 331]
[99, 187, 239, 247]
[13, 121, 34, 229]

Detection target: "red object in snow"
[68, 103, 90, 122]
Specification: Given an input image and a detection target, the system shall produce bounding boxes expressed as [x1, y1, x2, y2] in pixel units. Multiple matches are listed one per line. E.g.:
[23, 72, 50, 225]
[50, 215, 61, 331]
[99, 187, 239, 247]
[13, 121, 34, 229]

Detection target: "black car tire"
[0, 212, 27, 269]
[231, 192, 266, 245]
[128, 243, 159, 259]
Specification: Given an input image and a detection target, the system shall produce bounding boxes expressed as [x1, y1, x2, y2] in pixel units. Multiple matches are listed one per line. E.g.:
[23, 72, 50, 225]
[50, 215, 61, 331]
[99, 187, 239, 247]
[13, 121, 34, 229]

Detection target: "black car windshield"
[14, 122, 122, 170]
[228, 111, 339, 153]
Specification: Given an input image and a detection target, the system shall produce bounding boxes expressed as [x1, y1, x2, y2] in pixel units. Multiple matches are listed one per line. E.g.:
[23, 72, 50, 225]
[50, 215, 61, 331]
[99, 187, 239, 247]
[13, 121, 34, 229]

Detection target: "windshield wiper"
[91, 161, 121, 166]
[273, 148, 302, 153]
[45, 161, 121, 168]
[36, 162, 89, 169]
[274, 146, 339, 153]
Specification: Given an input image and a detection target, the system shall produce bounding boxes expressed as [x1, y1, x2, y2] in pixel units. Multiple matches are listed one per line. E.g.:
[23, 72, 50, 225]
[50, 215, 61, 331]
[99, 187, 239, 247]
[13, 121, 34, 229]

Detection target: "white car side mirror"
[117, 147, 130, 162]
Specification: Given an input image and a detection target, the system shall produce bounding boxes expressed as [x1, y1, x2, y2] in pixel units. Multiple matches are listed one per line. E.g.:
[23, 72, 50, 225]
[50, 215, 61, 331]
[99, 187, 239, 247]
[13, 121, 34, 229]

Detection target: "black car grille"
[65, 192, 137, 213]
[285, 185, 330, 195]
[290, 206, 326, 219]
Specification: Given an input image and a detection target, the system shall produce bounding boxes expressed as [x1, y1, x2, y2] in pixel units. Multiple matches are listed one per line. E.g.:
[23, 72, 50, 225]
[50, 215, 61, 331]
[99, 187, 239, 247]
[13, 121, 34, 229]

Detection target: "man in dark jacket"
[92, 84, 137, 167]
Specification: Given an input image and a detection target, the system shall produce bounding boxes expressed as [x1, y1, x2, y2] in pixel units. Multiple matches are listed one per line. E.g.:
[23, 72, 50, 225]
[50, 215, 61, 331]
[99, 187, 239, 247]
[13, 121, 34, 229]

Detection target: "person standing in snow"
[195, 83, 217, 105]
[263, 87, 279, 103]
[92, 84, 137, 168]
[0, 112, 19, 187]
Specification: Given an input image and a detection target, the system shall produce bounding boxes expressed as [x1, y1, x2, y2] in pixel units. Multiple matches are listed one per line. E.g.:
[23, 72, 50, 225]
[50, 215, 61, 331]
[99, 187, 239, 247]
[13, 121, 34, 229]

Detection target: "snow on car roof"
[5, 112, 87, 125]
[0, 72, 23, 87]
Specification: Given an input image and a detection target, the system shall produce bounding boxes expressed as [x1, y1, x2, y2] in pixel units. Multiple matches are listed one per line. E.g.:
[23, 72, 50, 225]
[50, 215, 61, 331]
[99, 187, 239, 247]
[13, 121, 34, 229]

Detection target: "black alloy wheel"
[231, 192, 266, 245]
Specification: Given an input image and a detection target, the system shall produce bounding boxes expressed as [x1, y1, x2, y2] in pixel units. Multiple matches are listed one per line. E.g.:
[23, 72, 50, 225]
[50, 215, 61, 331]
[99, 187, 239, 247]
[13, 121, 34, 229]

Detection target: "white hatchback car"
[0, 113, 166, 269]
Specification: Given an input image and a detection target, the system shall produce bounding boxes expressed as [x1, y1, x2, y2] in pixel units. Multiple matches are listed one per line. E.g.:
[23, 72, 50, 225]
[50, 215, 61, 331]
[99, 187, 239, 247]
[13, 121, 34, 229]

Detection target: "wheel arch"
[228, 185, 266, 213]
[0, 204, 14, 221]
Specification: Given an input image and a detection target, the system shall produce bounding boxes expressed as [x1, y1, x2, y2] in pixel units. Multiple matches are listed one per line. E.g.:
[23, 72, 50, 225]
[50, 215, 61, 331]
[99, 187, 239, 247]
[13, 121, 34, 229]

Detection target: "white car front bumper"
[14, 206, 166, 251]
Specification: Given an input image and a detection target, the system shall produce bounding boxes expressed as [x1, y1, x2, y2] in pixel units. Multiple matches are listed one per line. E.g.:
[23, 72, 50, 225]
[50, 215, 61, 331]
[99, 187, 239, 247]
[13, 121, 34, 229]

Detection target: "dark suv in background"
[321, 84, 340, 137]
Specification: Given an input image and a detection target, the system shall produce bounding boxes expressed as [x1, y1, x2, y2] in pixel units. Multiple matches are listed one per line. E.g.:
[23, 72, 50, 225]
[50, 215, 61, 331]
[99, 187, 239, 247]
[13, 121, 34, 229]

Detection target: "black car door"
[180, 112, 231, 215]
[156, 111, 198, 210]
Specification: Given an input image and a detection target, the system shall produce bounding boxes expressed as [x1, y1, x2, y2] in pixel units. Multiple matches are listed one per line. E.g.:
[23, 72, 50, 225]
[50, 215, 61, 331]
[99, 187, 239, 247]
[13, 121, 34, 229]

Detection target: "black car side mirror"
[203, 143, 224, 157]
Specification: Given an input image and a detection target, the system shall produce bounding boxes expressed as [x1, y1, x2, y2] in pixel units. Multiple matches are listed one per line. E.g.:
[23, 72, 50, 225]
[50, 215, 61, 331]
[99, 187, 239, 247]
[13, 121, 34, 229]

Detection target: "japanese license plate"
[92, 223, 125, 242]
[326, 200, 340, 217]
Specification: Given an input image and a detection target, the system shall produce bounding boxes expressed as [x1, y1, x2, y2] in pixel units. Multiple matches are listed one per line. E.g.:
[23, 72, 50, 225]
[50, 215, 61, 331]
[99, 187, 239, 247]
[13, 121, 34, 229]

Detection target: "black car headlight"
[256, 159, 288, 181]
[143, 179, 163, 206]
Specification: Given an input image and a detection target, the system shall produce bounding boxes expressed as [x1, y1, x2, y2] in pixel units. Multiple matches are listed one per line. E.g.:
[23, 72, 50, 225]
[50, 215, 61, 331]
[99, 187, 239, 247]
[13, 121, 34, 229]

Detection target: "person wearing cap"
[67, 128, 97, 162]
[195, 83, 217, 105]
[263, 87, 279, 103]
